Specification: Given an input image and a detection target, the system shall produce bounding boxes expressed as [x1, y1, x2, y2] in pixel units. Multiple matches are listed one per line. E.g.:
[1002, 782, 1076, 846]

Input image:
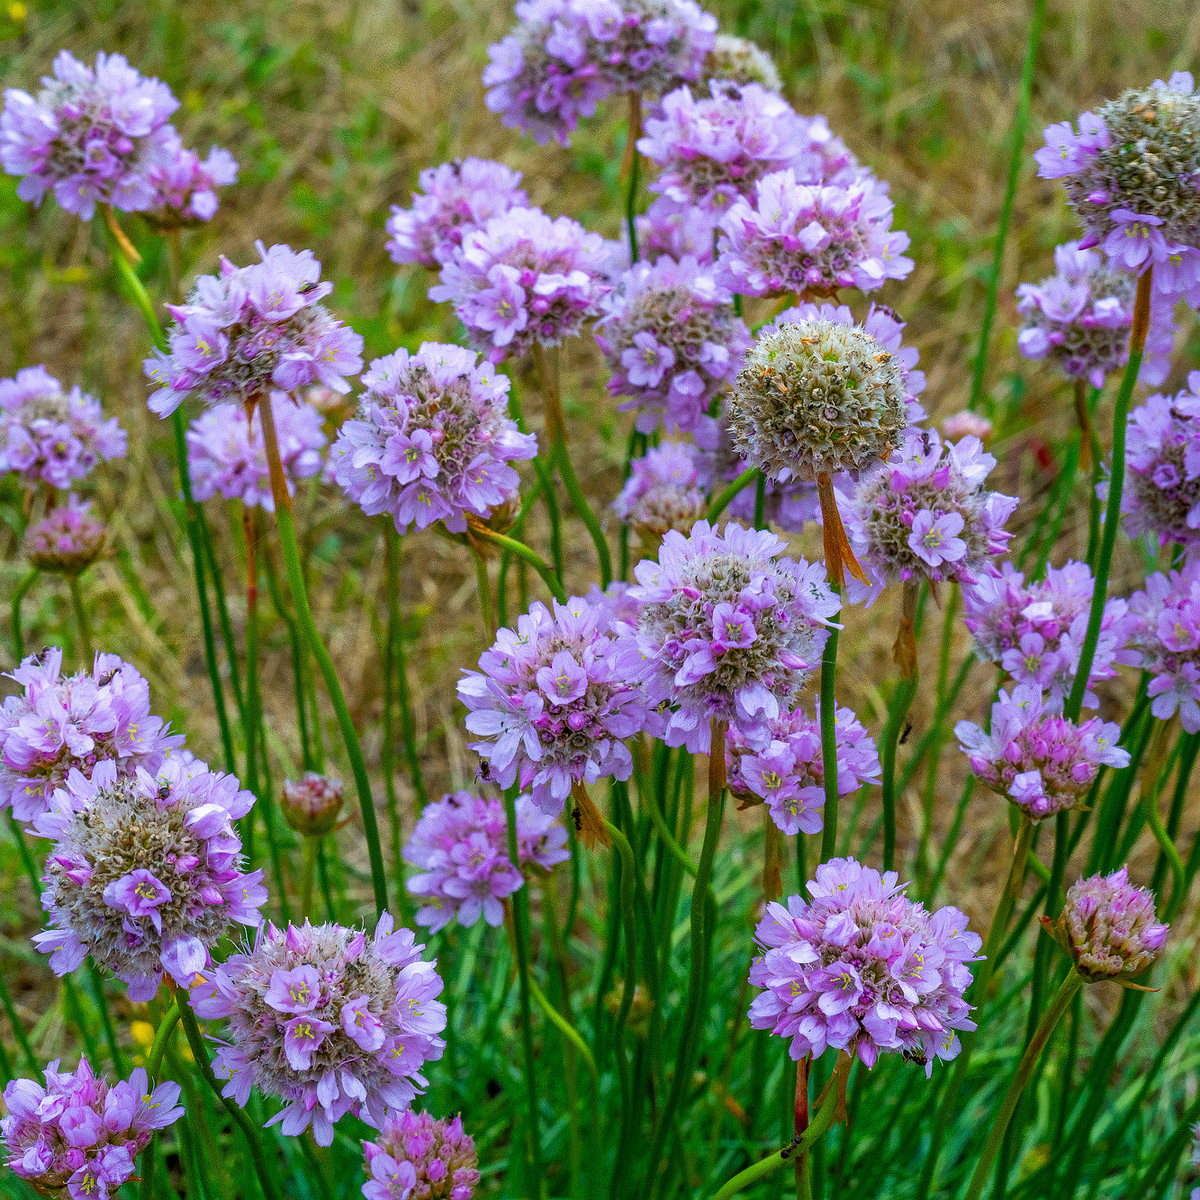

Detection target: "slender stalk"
[624, 92, 643, 263]
[880, 676, 918, 873]
[707, 467, 759, 522]
[66, 575, 93, 664]
[0, 967, 37, 1074]
[148, 1003, 181, 1079]
[818, 606, 841, 863]
[258, 395, 389, 917]
[261, 548, 313, 770]
[753, 473, 766, 529]
[300, 836, 319, 920]
[471, 544, 497, 640]
[385, 526, 428, 809]
[468, 525, 566, 603]
[87, 960, 124, 1072]
[966, 0, 1047, 412]
[11, 568, 37, 661]
[916, 587, 959, 890]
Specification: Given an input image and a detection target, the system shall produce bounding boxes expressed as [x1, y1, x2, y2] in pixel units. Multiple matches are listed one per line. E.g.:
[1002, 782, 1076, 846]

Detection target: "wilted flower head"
[362, 1111, 479, 1200]
[963, 559, 1138, 708]
[430, 207, 609, 363]
[748, 857, 980, 1073]
[483, 0, 717, 146]
[942, 410, 993, 441]
[954, 684, 1129, 821]
[1035, 72, 1200, 296]
[330, 343, 536, 535]
[0, 649, 183, 824]
[387, 158, 528, 269]
[191, 913, 446, 1145]
[281, 773, 345, 837]
[698, 34, 781, 92]
[187, 394, 326, 511]
[596, 253, 750, 445]
[716, 168, 912, 298]
[1128, 557, 1200, 732]
[404, 791, 569, 932]
[143, 127, 238, 230]
[1016, 241, 1176, 388]
[612, 440, 711, 543]
[0, 365, 126, 488]
[457, 594, 649, 812]
[1, 1058, 183, 1200]
[32, 756, 266, 1000]
[1042, 867, 1168, 982]
[24, 495, 107, 575]
[1123, 374, 1200, 552]
[726, 703, 879, 836]
[630, 521, 840, 752]
[0, 50, 179, 219]
[144, 241, 364, 418]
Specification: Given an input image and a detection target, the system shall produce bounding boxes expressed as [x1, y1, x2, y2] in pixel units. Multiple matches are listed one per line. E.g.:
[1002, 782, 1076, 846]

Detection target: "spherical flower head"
[143, 127, 238, 231]
[954, 684, 1129, 821]
[0, 365, 127, 487]
[429, 207, 609, 364]
[144, 241, 364, 418]
[32, 755, 266, 1000]
[1, 50, 180, 220]
[0, 648, 184, 824]
[1034, 73, 1200, 291]
[728, 317, 910, 484]
[612, 440, 712, 544]
[716, 168, 913, 298]
[1015, 241, 1175, 388]
[458, 595, 650, 812]
[329, 343, 536, 535]
[596, 253, 750, 445]
[24, 495, 107, 575]
[699, 34, 782, 92]
[281, 773, 344, 837]
[633, 195, 721, 264]
[941, 410, 992, 441]
[1128, 557, 1200, 732]
[1, 1057, 183, 1198]
[362, 1110, 480, 1200]
[726, 702, 879, 836]
[190, 913, 446, 1145]
[187, 393, 326, 511]
[1042, 867, 1169, 982]
[387, 158, 528, 269]
[748, 857, 981, 1073]
[1123, 373, 1200, 553]
[962, 559, 1138, 709]
[404, 791, 568, 933]
[630, 520, 840, 752]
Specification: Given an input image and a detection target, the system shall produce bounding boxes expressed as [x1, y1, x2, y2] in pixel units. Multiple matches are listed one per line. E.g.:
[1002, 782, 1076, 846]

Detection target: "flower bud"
[281, 773, 344, 837]
[24, 496, 105, 574]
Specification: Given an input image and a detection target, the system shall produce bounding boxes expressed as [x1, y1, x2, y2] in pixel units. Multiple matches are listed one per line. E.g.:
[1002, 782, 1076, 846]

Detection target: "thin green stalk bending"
[707, 467, 759, 522]
[10, 568, 37, 662]
[469, 525, 567, 603]
[258, 396, 389, 917]
[818, 613, 841, 863]
[624, 92, 642, 264]
[385, 527, 428, 810]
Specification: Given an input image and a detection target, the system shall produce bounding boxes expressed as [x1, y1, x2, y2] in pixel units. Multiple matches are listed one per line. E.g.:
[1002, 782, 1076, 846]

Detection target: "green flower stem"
[385, 527, 428, 811]
[818, 604, 841, 864]
[300, 836, 319, 921]
[880, 675, 918, 873]
[624, 92, 642, 264]
[258, 395, 388, 918]
[0, 963, 37, 1074]
[62, 975, 102, 1066]
[508, 373, 564, 578]
[527, 960, 597, 1085]
[966, 0, 1047, 413]
[471, 543, 496, 640]
[468, 525, 566, 603]
[1065, 266, 1153, 722]
[963, 971, 1084, 1200]
[379, 548, 404, 898]
[502, 789, 544, 1195]
[148, 1003, 181, 1079]
[87, 961, 124, 1073]
[497, 475, 543, 628]
[67, 575, 93, 665]
[707, 467, 759, 522]
[643, 778, 698, 878]
[916, 587, 959, 890]
[198, 509, 248, 721]
[261, 548, 314, 771]
[11, 568, 37, 661]
[175, 993, 281, 1200]
[753, 473, 766, 529]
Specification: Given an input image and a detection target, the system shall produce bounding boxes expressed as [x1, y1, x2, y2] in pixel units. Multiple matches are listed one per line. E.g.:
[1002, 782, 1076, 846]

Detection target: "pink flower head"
[748, 858, 981, 1074]
[941, 411, 993, 441]
[24, 494, 107, 576]
[362, 1110, 480, 1200]
[612, 440, 712, 541]
[1128, 556, 1200, 733]
[143, 126, 238, 230]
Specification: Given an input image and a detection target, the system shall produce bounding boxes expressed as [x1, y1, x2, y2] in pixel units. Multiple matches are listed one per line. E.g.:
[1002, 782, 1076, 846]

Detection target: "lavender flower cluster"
[24, 495, 107, 575]
[611, 440, 711, 542]
[362, 1111, 480, 1200]
[1129, 557, 1200, 732]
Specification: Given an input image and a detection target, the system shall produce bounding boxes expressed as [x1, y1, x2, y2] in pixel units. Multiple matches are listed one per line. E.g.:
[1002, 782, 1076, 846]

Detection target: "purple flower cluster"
[954, 684, 1129, 821]
[1, 1058, 183, 1200]
[430, 207, 609, 363]
[630, 521, 840, 752]
[362, 1111, 479, 1200]
[726, 703, 879, 836]
[404, 791, 569, 932]
[1016, 241, 1175, 388]
[1035, 72, 1200, 301]
[483, 0, 718, 146]
[24, 495, 107, 575]
[748, 858, 980, 1073]
[144, 241, 364, 418]
[0, 649, 183, 824]
[716, 169, 913, 298]
[611, 440, 711, 541]
[962, 560, 1138, 709]
[187, 394, 326, 512]
[0, 365, 126, 488]
[330, 343, 536, 535]
[596, 253, 750, 444]
[634, 195, 721, 263]
[192, 914, 446, 1145]
[842, 426, 1017, 595]
[458, 594, 649, 812]
[0, 50, 179, 220]
[143, 128, 238, 230]
[1128, 558, 1200, 733]
[33, 756, 266, 1000]
[386, 158, 528, 270]
[1123, 374, 1200, 553]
